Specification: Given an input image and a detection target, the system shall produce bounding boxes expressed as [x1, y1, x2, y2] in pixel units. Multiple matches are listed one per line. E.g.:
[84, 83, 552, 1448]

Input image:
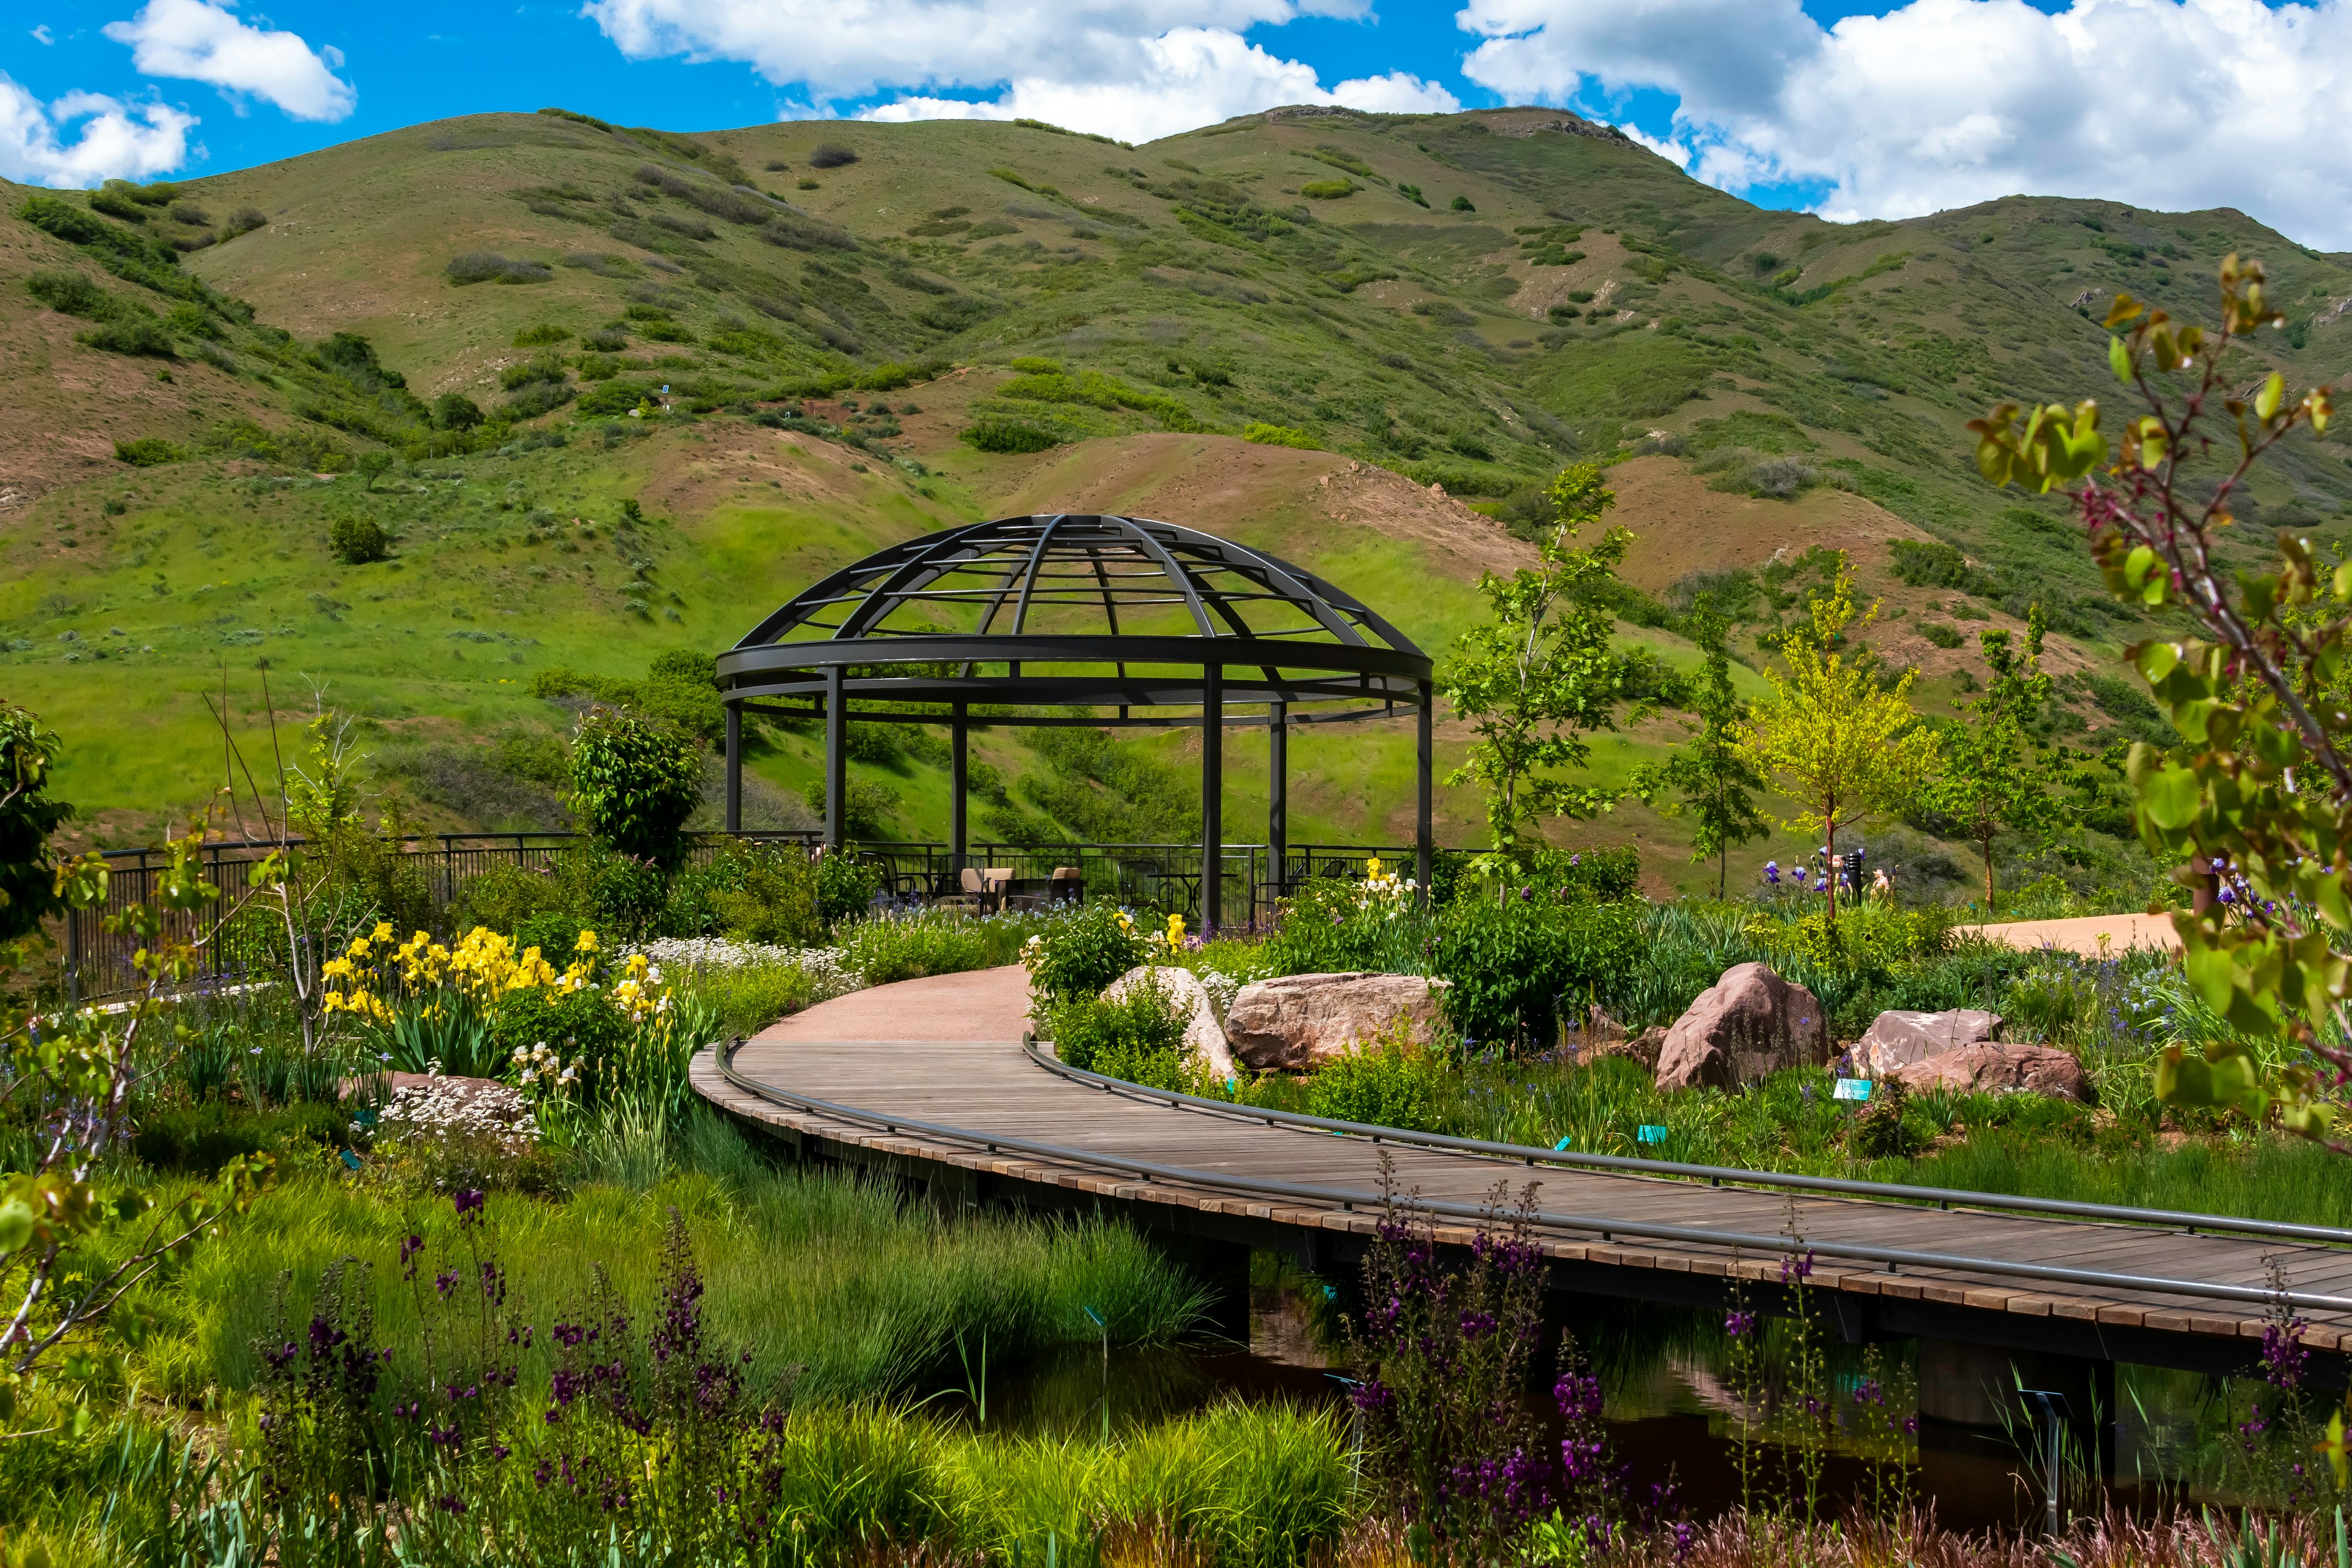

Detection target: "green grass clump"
[1243, 422, 1321, 450]
[962, 418, 1062, 453]
[141, 1161, 1208, 1406]
[1299, 179, 1357, 200]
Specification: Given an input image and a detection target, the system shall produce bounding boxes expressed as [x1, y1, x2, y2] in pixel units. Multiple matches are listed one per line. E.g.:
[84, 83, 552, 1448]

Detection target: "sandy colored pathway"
[1952, 911, 2180, 957]
[757, 963, 1033, 1044]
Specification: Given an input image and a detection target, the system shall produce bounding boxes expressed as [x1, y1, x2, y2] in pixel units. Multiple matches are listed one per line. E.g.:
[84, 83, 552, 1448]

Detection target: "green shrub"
[1918, 620, 1964, 648]
[90, 186, 148, 222]
[513, 323, 572, 347]
[79, 315, 174, 357]
[226, 206, 266, 236]
[1300, 179, 1357, 200]
[815, 852, 882, 926]
[28, 269, 114, 318]
[1450, 195, 1476, 212]
[682, 959, 826, 1038]
[1242, 422, 1320, 450]
[134, 1101, 348, 1172]
[568, 708, 703, 870]
[1049, 976, 1188, 1089]
[328, 515, 392, 565]
[113, 437, 186, 467]
[693, 844, 823, 946]
[432, 392, 484, 431]
[1430, 897, 1643, 1050]
[960, 420, 1061, 453]
[1022, 902, 1147, 1007]
[839, 911, 991, 986]
[808, 143, 859, 168]
[1305, 1022, 1444, 1131]
[448, 251, 553, 285]
[1263, 878, 1435, 978]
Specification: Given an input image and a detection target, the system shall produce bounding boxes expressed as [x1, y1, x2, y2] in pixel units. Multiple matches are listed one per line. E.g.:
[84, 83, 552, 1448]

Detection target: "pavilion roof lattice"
[734, 513, 1420, 655]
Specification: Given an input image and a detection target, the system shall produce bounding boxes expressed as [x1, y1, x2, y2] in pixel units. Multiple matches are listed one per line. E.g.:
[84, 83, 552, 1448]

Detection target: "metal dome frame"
[716, 513, 1436, 929]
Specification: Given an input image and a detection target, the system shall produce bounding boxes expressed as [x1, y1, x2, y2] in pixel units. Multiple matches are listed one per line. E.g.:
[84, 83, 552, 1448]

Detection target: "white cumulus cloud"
[0, 74, 194, 187]
[1458, 0, 2352, 249]
[104, 0, 355, 122]
[579, 0, 1454, 142]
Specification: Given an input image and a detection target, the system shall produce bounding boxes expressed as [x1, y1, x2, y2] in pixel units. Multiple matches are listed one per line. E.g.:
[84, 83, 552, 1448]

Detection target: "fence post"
[64, 902, 81, 1007]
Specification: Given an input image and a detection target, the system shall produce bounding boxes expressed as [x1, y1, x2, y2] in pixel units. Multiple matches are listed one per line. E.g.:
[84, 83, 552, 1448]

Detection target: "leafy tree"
[1437, 462, 1637, 853]
[1741, 560, 1939, 918]
[353, 450, 392, 491]
[0, 704, 72, 944]
[328, 515, 390, 565]
[431, 391, 483, 432]
[1972, 256, 2350, 1143]
[1636, 608, 1769, 899]
[1920, 604, 2069, 912]
[568, 708, 703, 870]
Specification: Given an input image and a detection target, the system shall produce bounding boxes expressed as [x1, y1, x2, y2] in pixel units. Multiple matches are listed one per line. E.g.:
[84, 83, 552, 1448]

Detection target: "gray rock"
[1225, 971, 1447, 1070]
[1891, 1043, 2092, 1104]
[1102, 965, 1235, 1080]
[1654, 963, 1830, 1091]
[1856, 1009, 2004, 1078]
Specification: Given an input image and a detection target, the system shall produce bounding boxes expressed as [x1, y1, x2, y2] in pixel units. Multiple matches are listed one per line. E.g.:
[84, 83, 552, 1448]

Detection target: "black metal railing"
[61, 832, 1415, 1004]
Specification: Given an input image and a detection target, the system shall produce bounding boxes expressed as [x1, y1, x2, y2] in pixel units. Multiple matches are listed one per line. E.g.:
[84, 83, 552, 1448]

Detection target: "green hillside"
[4, 102, 2345, 896]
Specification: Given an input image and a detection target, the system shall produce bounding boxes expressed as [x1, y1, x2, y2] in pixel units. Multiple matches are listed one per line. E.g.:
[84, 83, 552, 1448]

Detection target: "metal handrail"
[1022, 1039, 2352, 1250]
[712, 1041, 2352, 1317]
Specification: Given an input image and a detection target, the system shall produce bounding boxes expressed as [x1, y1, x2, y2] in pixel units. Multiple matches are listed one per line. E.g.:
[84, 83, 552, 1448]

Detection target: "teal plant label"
[1635, 1124, 1668, 1145]
[1833, 1077, 1873, 1102]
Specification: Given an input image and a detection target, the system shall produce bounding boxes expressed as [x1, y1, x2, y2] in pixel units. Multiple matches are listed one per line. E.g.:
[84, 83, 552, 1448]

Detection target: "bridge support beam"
[1150, 1231, 1251, 1344]
[1916, 1338, 2116, 1485]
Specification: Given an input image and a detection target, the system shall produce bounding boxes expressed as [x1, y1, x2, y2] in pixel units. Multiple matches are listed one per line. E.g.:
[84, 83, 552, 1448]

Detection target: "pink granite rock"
[1891, 1043, 2092, 1103]
[1225, 971, 1447, 1070]
[1654, 963, 1830, 1091]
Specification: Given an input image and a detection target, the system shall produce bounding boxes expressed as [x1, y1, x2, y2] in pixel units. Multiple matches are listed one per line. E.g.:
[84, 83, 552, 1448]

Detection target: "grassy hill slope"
[6, 103, 2346, 897]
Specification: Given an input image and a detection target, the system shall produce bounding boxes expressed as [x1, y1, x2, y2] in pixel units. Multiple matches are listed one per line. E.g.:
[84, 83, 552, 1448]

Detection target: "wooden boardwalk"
[692, 967, 2352, 1379]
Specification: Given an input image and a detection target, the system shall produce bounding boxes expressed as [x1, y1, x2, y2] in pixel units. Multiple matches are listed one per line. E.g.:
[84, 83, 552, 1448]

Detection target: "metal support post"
[724, 704, 742, 834]
[1267, 699, 1287, 910]
[1415, 679, 1434, 902]
[1202, 663, 1223, 936]
[951, 703, 969, 880]
[824, 666, 846, 852]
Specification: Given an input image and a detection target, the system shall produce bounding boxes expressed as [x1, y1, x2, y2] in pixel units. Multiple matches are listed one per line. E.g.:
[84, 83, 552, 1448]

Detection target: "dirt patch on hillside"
[1606, 455, 2098, 682]
[981, 432, 1532, 584]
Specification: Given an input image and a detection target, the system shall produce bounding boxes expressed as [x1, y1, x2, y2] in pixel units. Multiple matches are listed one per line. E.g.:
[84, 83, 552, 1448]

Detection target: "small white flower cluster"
[793, 947, 862, 1001]
[633, 936, 802, 971]
[374, 1078, 538, 1152]
[622, 938, 862, 1001]
[511, 1040, 580, 1092]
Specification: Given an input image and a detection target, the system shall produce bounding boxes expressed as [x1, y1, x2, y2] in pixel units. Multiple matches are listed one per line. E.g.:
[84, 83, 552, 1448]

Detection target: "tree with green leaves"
[1636, 607, 1769, 899]
[1972, 255, 2351, 1145]
[1437, 462, 1636, 854]
[1921, 604, 2071, 913]
[0, 703, 72, 945]
[568, 707, 704, 870]
[1741, 560, 1939, 919]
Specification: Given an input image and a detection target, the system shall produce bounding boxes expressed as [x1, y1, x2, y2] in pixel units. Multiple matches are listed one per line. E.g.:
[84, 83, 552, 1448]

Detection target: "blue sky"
[6, 0, 2347, 247]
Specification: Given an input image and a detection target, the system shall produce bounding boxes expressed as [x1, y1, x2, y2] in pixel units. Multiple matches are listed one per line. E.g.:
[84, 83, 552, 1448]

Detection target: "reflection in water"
[919, 1256, 2291, 1533]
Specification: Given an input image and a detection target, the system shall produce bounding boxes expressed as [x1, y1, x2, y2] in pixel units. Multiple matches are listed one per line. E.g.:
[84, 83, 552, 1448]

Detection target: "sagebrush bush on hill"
[447, 251, 552, 285]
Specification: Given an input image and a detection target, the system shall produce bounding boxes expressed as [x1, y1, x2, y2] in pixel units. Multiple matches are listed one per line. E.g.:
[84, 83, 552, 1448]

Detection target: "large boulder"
[1225, 972, 1447, 1070]
[1102, 966, 1236, 1080]
[1855, 1009, 2004, 1078]
[1654, 963, 1830, 1091]
[1891, 1043, 2092, 1104]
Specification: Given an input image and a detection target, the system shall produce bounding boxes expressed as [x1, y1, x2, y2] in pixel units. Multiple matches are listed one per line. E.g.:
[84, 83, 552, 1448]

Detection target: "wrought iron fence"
[61, 832, 1415, 1003]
